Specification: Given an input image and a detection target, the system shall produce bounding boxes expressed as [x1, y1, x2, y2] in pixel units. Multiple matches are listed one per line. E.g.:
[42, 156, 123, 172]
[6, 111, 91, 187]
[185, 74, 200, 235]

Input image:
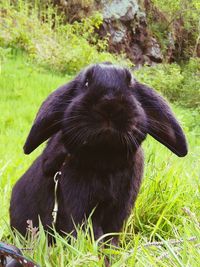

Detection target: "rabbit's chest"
[91, 171, 132, 204]
[60, 166, 134, 206]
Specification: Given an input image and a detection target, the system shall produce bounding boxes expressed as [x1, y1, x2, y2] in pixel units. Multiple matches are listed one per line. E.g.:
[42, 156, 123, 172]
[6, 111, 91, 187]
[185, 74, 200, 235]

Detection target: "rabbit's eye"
[84, 79, 89, 88]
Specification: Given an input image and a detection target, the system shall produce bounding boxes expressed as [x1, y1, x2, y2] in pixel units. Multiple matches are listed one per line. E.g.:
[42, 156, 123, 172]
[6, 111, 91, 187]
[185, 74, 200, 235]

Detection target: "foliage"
[180, 58, 200, 108]
[55, 0, 96, 22]
[150, 0, 200, 60]
[0, 0, 129, 74]
[0, 53, 199, 267]
[135, 58, 200, 109]
[152, 0, 200, 25]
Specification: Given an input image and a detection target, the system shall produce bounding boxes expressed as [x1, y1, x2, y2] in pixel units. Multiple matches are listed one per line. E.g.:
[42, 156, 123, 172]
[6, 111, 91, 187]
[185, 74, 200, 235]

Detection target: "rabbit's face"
[62, 64, 147, 154]
[23, 63, 187, 157]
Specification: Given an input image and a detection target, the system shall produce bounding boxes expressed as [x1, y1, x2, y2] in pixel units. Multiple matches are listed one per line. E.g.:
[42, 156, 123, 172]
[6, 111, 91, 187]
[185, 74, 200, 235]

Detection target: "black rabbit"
[10, 63, 188, 242]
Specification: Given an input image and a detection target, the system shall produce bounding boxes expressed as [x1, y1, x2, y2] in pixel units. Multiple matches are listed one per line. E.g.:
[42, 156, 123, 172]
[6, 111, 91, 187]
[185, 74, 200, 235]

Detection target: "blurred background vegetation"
[0, 0, 199, 108]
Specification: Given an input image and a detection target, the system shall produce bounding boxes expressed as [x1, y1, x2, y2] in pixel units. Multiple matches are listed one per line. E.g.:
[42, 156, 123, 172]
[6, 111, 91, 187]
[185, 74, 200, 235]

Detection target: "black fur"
[10, 63, 188, 241]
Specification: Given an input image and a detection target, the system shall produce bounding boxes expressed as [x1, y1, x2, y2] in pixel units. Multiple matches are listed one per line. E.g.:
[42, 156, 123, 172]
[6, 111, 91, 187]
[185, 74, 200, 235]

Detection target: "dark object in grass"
[0, 242, 39, 267]
[10, 63, 188, 242]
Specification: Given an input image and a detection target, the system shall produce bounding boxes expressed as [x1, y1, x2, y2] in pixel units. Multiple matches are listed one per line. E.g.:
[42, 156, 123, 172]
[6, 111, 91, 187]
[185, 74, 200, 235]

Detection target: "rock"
[101, 0, 140, 21]
[98, 0, 163, 66]
[112, 25, 127, 44]
[53, 0, 164, 66]
[104, 21, 127, 44]
[131, 43, 144, 67]
[146, 37, 163, 62]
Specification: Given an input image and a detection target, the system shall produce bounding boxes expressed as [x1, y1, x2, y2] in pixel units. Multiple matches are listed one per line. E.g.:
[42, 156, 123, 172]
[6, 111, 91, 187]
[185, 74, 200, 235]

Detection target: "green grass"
[0, 54, 199, 266]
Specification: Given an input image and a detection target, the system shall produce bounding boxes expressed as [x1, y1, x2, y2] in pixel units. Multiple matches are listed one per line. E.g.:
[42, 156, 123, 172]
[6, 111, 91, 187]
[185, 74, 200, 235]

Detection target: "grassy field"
[0, 54, 199, 266]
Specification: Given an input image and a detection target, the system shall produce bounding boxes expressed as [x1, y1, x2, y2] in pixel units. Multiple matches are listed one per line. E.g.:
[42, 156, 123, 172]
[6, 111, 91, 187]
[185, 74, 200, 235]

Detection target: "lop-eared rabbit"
[10, 63, 187, 242]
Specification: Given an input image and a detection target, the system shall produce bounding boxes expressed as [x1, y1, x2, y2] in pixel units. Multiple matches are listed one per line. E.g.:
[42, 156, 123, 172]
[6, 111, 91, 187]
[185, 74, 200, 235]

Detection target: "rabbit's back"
[10, 155, 55, 235]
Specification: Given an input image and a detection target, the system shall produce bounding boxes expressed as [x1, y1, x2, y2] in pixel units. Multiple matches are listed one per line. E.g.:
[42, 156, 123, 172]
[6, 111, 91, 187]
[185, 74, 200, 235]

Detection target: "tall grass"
[0, 54, 199, 266]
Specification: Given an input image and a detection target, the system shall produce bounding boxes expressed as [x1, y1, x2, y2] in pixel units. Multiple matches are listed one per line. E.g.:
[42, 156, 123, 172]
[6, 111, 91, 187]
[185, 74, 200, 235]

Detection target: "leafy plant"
[135, 58, 200, 109]
[151, 0, 200, 60]
[0, 0, 130, 74]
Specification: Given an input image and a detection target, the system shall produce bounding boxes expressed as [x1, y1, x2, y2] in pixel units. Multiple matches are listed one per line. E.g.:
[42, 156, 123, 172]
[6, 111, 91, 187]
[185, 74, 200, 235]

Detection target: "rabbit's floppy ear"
[23, 82, 75, 154]
[132, 82, 188, 157]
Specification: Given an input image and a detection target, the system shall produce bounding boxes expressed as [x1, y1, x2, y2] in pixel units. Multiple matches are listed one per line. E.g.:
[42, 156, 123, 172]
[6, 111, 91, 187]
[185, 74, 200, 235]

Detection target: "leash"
[0, 242, 40, 267]
[51, 155, 69, 226]
[52, 171, 61, 227]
